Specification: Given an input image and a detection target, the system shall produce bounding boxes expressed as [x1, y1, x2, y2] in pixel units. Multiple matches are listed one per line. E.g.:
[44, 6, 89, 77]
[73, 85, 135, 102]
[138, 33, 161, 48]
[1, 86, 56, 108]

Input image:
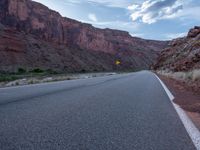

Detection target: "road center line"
[154, 74, 200, 150]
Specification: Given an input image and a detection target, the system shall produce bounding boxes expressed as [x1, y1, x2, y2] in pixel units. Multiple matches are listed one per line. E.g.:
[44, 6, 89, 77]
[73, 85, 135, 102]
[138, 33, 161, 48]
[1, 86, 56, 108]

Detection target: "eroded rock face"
[0, 0, 167, 52]
[154, 26, 200, 71]
[8, 0, 29, 21]
[0, 24, 157, 73]
[187, 26, 200, 38]
[0, 0, 168, 72]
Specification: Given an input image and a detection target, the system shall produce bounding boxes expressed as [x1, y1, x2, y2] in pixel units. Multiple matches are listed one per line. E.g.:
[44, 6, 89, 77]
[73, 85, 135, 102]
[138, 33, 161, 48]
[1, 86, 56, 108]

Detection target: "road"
[0, 71, 196, 150]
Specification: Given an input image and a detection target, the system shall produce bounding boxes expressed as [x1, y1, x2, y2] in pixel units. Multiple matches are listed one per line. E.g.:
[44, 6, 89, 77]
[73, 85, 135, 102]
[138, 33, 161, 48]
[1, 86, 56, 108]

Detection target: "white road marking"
[155, 75, 174, 100]
[154, 74, 200, 150]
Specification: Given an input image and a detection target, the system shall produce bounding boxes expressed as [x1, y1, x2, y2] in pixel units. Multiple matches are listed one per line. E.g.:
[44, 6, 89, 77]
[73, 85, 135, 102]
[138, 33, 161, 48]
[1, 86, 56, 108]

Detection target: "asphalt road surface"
[0, 71, 196, 150]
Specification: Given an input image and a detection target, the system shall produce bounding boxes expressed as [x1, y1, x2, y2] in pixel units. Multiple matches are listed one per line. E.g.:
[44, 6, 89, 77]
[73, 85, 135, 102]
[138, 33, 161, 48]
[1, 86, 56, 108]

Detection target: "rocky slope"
[0, 0, 168, 73]
[154, 26, 200, 72]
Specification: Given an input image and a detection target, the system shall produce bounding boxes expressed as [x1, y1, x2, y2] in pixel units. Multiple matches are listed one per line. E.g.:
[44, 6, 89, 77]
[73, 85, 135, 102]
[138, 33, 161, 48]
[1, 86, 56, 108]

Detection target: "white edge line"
[154, 73, 200, 150]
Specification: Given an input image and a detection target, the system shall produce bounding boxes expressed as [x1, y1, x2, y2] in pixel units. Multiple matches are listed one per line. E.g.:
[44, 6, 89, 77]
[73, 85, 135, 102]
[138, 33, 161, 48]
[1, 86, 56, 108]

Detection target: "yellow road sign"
[115, 60, 121, 65]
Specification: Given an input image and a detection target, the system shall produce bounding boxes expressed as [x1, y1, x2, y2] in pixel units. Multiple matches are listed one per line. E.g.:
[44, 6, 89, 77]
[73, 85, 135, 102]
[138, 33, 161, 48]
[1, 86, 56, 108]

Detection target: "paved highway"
[0, 71, 196, 150]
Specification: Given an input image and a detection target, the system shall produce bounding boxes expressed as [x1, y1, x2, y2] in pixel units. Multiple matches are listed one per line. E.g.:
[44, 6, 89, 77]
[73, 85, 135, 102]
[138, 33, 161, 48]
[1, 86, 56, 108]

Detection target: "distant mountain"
[154, 26, 200, 72]
[0, 0, 168, 73]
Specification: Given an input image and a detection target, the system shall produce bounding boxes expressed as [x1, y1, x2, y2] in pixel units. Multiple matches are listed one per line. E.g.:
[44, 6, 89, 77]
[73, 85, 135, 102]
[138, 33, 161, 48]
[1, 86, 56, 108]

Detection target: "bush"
[80, 69, 86, 73]
[18, 68, 26, 74]
[30, 68, 44, 73]
[29, 80, 34, 84]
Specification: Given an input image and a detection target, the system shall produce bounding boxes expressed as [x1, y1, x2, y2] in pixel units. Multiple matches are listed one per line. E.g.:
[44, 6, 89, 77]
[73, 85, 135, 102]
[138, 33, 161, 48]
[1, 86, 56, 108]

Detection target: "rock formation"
[0, 0, 168, 73]
[154, 26, 200, 71]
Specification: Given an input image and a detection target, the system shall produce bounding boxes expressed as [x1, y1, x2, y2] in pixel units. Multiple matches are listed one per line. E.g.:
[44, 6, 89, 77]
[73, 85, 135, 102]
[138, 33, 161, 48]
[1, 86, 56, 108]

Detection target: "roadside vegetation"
[0, 68, 117, 87]
[0, 67, 135, 83]
[157, 69, 200, 81]
[0, 68, 57, 82]
[0, 75, 19, 82]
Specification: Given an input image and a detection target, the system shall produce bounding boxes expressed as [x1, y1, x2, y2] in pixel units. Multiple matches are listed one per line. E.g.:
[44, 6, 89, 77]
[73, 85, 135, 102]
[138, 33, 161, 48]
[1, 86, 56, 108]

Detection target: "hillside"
[154, 26, 200, 72]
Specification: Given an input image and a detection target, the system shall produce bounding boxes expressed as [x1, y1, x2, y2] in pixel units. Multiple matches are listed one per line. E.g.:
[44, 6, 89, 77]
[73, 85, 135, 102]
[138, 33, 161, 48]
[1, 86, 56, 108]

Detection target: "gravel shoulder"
[158, 74, 200, 130]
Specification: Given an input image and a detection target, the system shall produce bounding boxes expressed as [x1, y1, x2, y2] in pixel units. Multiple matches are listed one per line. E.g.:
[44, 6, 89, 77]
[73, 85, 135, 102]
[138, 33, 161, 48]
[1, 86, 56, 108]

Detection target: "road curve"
[0, 71, 196, 150]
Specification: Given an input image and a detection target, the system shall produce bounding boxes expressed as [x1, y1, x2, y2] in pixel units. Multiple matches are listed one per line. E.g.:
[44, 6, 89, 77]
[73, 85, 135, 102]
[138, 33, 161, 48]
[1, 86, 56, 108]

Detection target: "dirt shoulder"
[158, 74, 200, 130]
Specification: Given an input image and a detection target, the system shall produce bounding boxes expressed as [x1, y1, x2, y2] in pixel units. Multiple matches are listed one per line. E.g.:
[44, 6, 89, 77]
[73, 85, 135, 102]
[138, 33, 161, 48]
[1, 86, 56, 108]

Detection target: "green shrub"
[80, 69, 86, 73]
[18, 68, 26, 74]
[30, 68, 44, 73]
[29, 80, 34, 84]
[0, 75, 18, 82]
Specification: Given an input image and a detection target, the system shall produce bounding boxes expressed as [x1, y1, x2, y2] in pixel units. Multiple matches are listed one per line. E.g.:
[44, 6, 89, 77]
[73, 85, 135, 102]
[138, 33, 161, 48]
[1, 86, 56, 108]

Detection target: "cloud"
[165, 32, 187, 39]
[88, 13, 98, 22]
[128, 0, 183, 24]
[87, 0, 131, 8]
[130, 33, 144, 38]
[178, 6, 200, 21]
[65, 0, 132, 8]
[92, 21, 140, 30]
[128, 4, 139, 10]
[81, 20, 140, 30]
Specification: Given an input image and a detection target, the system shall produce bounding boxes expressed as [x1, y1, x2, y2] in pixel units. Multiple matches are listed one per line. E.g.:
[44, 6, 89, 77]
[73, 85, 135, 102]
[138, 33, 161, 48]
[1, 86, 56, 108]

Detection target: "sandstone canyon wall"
[0, 0, 168, 73]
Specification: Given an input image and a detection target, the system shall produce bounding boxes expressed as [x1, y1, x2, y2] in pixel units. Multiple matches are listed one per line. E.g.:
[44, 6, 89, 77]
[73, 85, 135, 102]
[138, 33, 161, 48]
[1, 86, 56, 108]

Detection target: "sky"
[33, 0, 200, 40]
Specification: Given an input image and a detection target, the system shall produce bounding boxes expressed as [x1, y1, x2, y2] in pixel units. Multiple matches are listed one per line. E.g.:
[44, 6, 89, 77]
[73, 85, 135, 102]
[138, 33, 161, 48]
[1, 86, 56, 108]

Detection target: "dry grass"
[157, 69, 200, 81]
[192, 70, 200, 81]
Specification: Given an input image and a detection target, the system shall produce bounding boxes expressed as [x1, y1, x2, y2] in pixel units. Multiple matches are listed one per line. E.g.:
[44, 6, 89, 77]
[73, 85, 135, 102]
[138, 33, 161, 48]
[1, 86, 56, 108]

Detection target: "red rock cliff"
[1, 0, 167, 53]
[0, 0, 168, 72]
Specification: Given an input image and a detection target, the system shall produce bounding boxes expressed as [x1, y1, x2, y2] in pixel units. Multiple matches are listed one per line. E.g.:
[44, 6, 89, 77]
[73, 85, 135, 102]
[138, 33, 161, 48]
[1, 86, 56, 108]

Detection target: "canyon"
[0, 0, 168, 73]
